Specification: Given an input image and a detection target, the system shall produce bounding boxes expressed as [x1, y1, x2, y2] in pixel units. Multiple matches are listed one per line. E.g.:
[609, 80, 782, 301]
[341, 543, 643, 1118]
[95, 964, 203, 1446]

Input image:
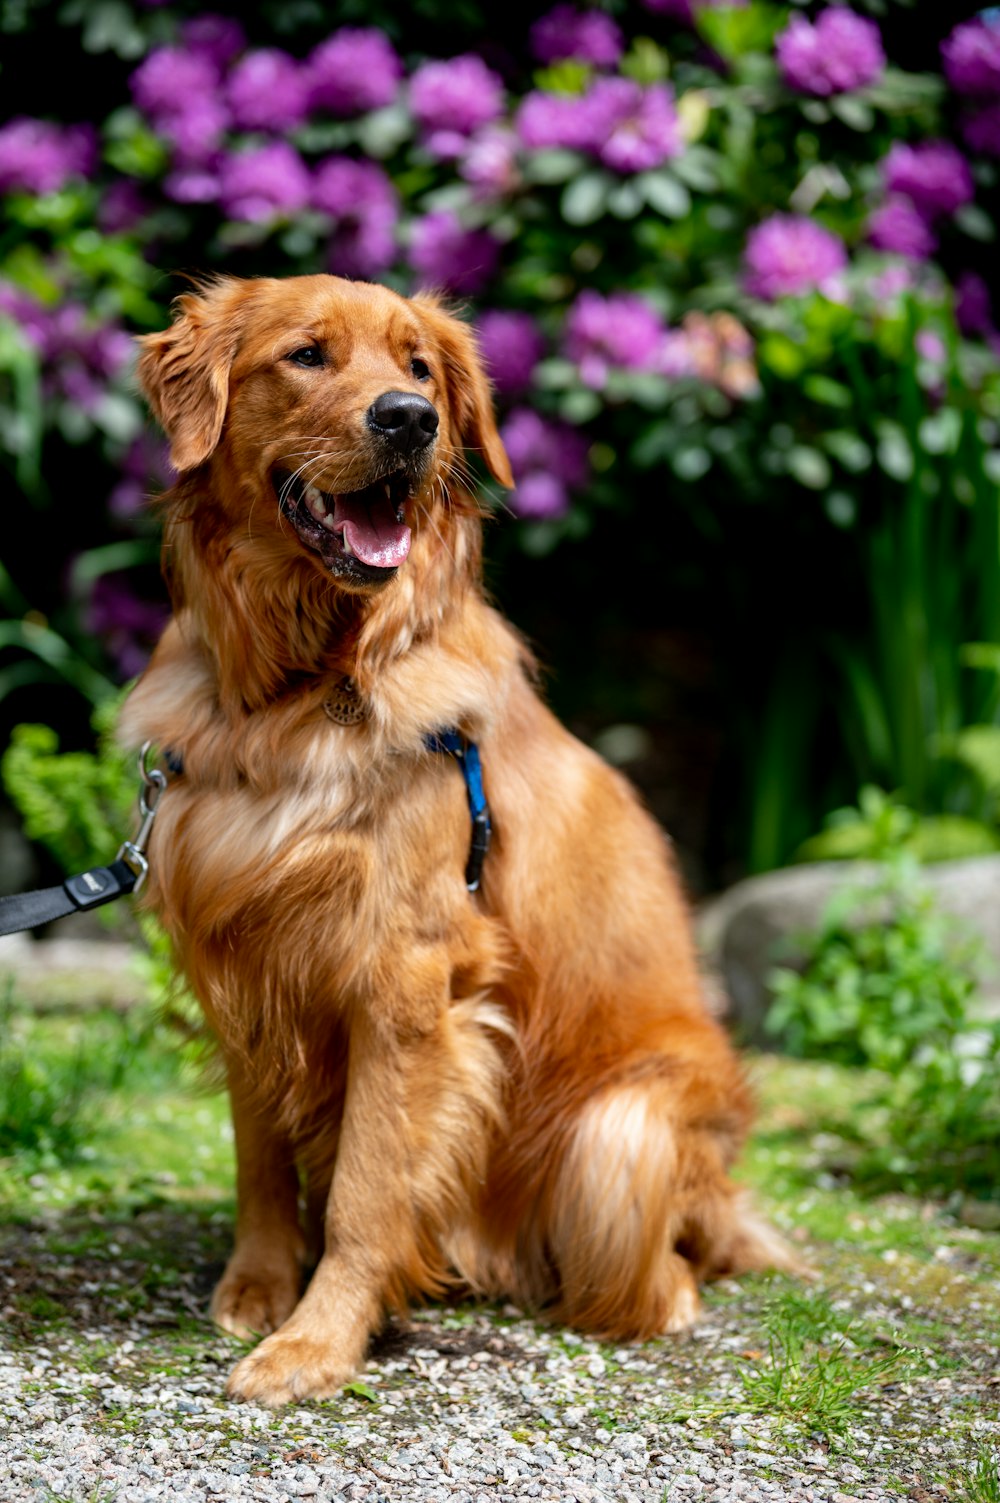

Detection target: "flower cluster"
[517, 78, 682, 173]
[500, 408, 589, 519]
[866, 140, 974, 260]
[942, 15, 1000, 159]
[0, 118, 95, 196]
[130, 23, 406, 267]
[0, 282, 132, 411]
[776, 7, 885, 98]
[743, 215, 847, 301]
[529, 6, 623, 66]
[477, 311, 545, 399]
[563, 291, 757, 397]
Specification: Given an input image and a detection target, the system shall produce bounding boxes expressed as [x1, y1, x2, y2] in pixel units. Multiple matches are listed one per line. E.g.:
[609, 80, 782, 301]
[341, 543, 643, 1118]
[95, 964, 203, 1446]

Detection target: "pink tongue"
[338, 490, 411, 569]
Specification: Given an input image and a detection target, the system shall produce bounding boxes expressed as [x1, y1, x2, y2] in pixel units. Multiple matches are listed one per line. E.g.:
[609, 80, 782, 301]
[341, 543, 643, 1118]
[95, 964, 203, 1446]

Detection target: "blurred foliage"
[767, 789, 1000, 1198]
[0, 0, 998, 884]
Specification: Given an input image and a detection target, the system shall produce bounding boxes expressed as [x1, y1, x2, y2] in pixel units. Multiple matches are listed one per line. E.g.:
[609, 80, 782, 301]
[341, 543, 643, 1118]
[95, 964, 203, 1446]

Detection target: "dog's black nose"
[368, 391, 439, 454]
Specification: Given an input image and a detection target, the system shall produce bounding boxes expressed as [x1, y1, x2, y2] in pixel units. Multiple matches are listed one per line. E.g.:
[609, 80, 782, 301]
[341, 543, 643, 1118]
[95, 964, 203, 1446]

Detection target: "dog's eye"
[411, 358, 431, 382]
[287, 346, 324, 368]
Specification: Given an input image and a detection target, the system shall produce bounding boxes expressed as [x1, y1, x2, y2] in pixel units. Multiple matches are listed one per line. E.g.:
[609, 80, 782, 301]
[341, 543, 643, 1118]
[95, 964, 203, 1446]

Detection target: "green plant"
[0, 985, 158, 1168]
[963, 1446, 1000, 1503]
[768, 800, 984, 1071]
[1, 699, 133, 877]
[766, 792, 1000, 1198]
[739, 1288, 910, 1439]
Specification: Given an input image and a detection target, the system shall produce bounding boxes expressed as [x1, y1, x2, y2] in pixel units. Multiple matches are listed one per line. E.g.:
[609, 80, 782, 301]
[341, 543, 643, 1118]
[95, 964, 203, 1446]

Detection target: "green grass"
[964, 1447, 1000, 1503]
[0, 979, 998, 1495]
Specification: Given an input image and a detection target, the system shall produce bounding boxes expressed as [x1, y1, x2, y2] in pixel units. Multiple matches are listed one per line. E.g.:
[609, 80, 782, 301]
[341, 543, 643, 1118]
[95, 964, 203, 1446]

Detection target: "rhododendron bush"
[1, 1, 999, 878]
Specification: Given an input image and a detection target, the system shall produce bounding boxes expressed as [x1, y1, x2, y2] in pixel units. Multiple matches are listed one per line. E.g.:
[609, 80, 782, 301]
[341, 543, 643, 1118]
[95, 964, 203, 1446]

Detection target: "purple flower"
[964, 102, 1000, 157]
[0, 285, 133, 410]
[591, 78, 683, 173]
[131, 45, 221, 119]
[564, 290, 667, 387]
[409, 212, 500, 296]
[159, 98, 230, 166]
[867, 196, 936, 260]
[955, 270, 993, 339]
[164, 166, 220, 204]
[0, 118, 95, 196]
[942, 17, 1000, 97]
[226, 49, 308, 133]
[87, 576, 169, 680]
[883, 140, 974, 220]
[866, 262, 914, 303]
[108, 432, 175, 518]
[180, 14, 247, 70]
[500, 407, 589, 519]
[743, 215, 848, 300]
[915, 329, 947, 365]
[98, 181, 150, 234]
[307, 28, 403, 117]
[529, 6, 623, 66]
[459, 127, 520, 199]
[476, 311, 545, 397]
[517, 91, 595, 152]
[218, 143, 311, 222]
[410, 55, 505, 140]
[776, 8, 885, 97]
[312, 157, 398, 278]
[518, 78, 681, 171]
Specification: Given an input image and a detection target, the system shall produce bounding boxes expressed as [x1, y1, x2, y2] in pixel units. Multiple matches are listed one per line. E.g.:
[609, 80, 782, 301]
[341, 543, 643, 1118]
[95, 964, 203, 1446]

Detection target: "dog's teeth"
[342, 532, 354, 557]
[303, 484, 329, 523]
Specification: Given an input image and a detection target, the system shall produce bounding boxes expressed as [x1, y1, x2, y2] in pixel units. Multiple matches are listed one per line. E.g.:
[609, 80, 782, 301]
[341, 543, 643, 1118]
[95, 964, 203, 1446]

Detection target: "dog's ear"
[136, 278, 244, 472]
[413, 294, 514, 490]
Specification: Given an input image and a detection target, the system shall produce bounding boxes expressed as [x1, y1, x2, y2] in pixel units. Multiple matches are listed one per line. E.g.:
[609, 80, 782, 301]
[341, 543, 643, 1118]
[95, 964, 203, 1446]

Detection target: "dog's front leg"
[226, 986, 501, 1406]
[210, 1055, 305, 1340]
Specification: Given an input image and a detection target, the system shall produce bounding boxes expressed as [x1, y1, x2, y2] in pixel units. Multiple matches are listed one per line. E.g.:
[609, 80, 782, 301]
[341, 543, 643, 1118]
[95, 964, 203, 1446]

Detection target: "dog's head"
[137, 275, 513, 593]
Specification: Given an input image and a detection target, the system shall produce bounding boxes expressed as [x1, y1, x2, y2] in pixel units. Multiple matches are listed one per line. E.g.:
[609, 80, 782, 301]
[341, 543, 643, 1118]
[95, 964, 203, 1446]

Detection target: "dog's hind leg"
[209, 1055, 306, 1340]
[540, 1066, 796, 1341]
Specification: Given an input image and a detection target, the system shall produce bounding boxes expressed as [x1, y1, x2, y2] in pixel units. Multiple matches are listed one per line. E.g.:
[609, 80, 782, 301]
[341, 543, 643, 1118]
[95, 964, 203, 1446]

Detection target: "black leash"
[0, 720, 493, 939]
[0, 746, 165, 938]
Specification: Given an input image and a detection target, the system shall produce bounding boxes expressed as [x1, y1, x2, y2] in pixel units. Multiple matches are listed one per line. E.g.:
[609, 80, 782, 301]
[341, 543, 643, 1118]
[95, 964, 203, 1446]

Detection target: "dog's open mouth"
[274, 469, 412, 578]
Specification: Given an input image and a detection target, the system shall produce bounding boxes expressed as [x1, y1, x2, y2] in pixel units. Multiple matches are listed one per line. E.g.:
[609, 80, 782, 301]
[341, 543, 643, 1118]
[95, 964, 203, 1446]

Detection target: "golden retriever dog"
[118, 273, 792, 1406]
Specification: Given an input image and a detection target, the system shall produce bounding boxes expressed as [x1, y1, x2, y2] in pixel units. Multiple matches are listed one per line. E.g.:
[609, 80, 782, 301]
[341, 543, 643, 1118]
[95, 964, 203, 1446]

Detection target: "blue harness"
[425, 731, 492, 892]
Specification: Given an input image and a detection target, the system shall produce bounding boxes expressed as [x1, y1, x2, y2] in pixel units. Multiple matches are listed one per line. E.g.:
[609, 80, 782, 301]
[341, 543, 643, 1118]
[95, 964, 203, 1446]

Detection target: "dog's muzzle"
[367, 391, 440, 456]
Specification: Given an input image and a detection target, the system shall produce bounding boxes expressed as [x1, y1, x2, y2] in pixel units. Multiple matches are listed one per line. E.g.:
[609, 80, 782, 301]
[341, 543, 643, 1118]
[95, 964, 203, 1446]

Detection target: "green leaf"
[559, 388, 602, 423]
[787, 446, 832, 489]
[354, 104, 413, 159]
[521, 149, 585, 185]
[637, 170, 691, 219]
[829, 94, 874, 131]
[822, 431, 872, 473]
[341, 1380, 379, 1403]
[670, 145, 722, 193]
[954, 204, 996, 243]
[876, 424, 914, 481]
[560, 171, 613, 225]
[950, 725, 1000, 794]
[918, 408, 961, 456]
[759, 335, 806, 379]
[619, 37, 670, 86]
[607, 181, 644, 218]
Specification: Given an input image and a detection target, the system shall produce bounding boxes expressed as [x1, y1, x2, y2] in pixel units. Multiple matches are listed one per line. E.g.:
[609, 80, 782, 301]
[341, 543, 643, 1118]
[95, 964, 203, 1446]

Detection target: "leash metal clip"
[115, 741, 167, 894]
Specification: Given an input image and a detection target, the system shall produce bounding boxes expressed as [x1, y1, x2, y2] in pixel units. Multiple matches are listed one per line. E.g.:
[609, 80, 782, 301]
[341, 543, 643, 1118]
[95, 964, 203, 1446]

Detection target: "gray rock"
[698, 855, 1000, 1044]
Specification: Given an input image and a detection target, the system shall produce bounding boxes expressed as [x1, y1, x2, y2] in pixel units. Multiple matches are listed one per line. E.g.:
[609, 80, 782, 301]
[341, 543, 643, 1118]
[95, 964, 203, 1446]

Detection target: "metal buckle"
[115, 741, 167, 895]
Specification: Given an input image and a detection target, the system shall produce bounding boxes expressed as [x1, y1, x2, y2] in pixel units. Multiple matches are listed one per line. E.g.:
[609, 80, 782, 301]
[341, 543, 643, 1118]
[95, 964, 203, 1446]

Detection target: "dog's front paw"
[211, 1264, 301, 1340]
[226, 1328, 357, 1406]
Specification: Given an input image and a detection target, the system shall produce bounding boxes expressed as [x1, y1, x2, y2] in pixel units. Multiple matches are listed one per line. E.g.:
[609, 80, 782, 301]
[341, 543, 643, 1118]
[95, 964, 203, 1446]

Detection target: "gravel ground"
[0, 1205, 994, 1503]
